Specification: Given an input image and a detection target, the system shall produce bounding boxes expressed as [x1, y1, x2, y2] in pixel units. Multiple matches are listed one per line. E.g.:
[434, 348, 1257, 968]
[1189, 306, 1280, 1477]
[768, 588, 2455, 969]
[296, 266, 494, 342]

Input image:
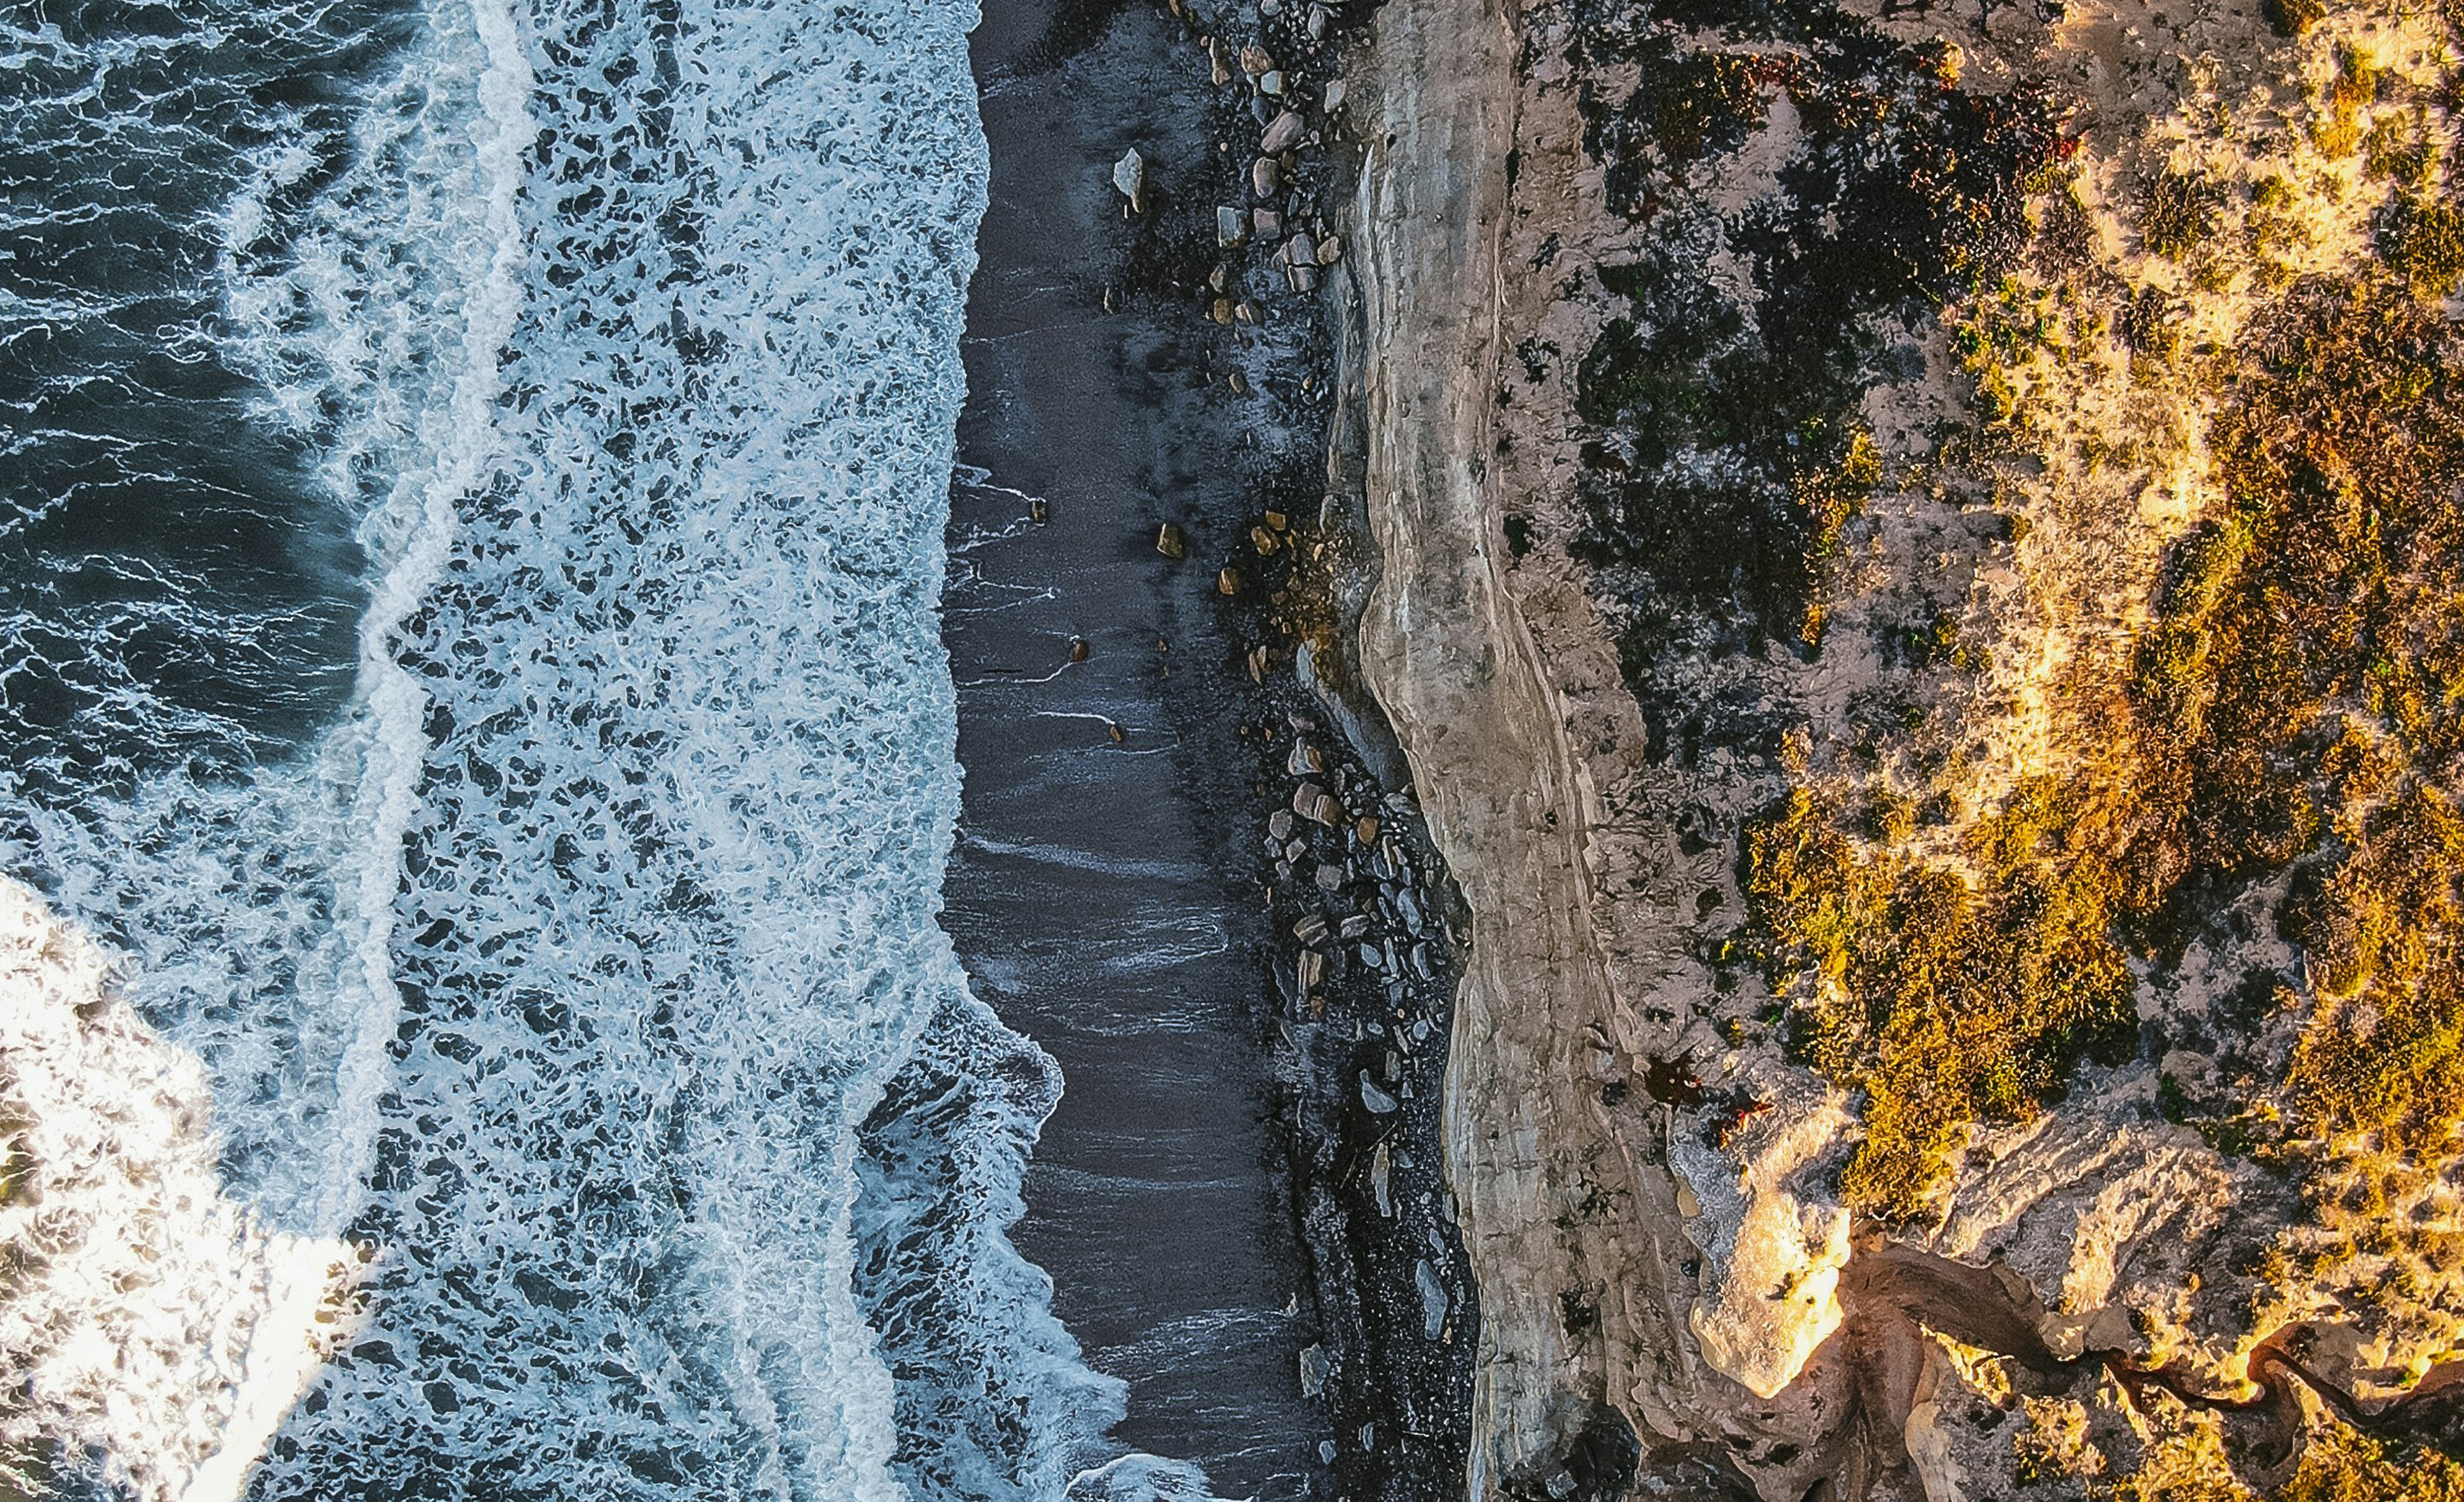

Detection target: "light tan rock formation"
[1336, 3, 1789, 1494]
[1340, 0, 1629, 1486]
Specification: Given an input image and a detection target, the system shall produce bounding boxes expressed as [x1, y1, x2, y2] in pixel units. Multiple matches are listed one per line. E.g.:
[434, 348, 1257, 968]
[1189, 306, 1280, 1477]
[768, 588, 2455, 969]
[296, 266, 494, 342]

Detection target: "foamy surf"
[0, 878, 362, 1502]
[0, 0, 1229, 1497]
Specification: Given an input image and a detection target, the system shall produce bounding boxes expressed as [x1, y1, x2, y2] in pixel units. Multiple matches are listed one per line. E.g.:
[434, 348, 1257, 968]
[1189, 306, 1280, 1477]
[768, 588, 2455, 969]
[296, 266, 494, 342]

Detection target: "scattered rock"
[1360, 1073, 1400, 1114]
[1259, 69, 1283, 97]
[1299, 1343, 1330, 1400]
[1251, 156, 1280, 199]
[1069, 636, 1090, 663]
[1259, 109, 1306, 154]
[1240, 43, 1273, 78]
[1217, 566, 1241, 596]
[1353, 815, 1379, 847]
[1111, 147, 1145, 213]
[1269, 808, 1295, 840]
[1415, 1260, 1448, 1339]
[1287, 740, 1324, 776]
[1294, 912, 1330, 946]
[1156, 522, 1187, 559]
[1315, 234, 1343, 266]
[1371, 1141, 1394, 1216]
[1395, 889, 1424, 934]
[1217, 204, 1248, 247]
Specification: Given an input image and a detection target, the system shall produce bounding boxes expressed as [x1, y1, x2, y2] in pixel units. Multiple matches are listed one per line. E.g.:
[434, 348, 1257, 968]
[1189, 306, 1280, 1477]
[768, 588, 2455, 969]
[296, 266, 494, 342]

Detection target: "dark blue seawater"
[0, 0, 412, 793]
[0, 2, 1200, 1499]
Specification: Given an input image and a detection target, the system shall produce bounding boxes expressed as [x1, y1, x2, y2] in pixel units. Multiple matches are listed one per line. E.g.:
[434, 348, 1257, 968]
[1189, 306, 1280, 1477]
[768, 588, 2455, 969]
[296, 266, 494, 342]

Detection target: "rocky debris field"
[1096, 2, 1487, 1498]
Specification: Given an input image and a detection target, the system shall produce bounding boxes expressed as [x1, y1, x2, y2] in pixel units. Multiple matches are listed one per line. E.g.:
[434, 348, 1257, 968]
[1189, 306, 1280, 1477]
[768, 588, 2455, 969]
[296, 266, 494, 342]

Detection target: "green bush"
[1749, 780, 2140, 1219]
[1751, 278, 2464, 1209]
[2265, 0, 2327, 36]
[2281, 1424, 2464, 1502]
[2384, 194, 2464, 299]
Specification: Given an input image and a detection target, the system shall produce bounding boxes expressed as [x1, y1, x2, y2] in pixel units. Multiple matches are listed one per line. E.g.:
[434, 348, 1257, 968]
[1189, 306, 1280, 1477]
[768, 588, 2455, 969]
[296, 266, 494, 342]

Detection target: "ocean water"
[0, 0, 1172, 1497]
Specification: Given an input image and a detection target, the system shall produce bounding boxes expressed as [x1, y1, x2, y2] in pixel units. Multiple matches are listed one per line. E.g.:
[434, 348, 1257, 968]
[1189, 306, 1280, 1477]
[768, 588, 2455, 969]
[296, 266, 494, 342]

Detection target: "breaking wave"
[0, 0, 1176, 1497]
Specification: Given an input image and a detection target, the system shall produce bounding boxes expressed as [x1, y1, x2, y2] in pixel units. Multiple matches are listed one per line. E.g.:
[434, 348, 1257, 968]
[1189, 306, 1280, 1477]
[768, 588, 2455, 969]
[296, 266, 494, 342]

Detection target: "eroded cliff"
[1333, 0, 2464, 1497]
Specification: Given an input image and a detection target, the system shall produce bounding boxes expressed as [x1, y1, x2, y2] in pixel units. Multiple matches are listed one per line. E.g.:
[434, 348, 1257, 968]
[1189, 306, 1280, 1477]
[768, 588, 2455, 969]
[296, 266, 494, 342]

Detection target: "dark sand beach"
[942, 2, 1318, 1493]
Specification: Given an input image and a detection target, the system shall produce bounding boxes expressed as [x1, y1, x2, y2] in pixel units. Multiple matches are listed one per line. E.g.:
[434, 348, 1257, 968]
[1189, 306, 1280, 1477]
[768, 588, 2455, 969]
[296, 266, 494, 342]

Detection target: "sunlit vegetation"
[2313, 43, 2384, 159]
[2144, 171, 2224, 259]
[2165, 281, 2464, 1144]
[2384, 192, 2464, 299]
[1749, 275, 2464, 1215]
[1749, 779, 2142, 1217]
[2278, 1422, 2464, 1502]
[2266, 0, 2328, 37]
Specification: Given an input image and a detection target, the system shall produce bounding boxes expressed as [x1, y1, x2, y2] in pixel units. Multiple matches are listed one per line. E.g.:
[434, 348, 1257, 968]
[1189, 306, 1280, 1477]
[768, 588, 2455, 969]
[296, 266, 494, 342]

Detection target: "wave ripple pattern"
[0, 0, 1137, 1496]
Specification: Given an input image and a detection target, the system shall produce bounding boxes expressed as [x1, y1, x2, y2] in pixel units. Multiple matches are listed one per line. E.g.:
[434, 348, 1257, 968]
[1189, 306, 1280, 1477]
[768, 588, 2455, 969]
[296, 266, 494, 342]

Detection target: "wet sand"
[942, 2, 1319, 1494]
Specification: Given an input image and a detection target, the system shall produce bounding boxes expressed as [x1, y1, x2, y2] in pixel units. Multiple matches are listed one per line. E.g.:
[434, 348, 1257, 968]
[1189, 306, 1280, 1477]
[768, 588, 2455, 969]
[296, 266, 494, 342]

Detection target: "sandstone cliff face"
[1336, 3, 1621, 1485]
[1337, 5, 1771, 1496]
[1336, 0, 2464, 1498]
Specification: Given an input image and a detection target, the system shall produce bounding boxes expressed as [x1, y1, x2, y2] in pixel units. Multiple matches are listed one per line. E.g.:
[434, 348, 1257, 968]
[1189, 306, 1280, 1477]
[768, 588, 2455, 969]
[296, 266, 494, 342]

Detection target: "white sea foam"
[314, 0, 533, 1244]
[0, 878, 361, 1502]
[0, 0, 1241, 1495]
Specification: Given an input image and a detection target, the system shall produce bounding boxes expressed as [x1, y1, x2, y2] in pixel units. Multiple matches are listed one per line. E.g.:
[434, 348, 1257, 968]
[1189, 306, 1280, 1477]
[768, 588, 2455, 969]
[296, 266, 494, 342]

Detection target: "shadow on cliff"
[1837, 1235, 2464, 1496]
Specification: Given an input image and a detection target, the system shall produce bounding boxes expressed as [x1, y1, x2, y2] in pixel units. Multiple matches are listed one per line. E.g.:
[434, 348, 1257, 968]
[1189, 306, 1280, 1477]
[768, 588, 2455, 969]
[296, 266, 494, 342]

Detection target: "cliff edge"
[1336, 0, 2464, 1497]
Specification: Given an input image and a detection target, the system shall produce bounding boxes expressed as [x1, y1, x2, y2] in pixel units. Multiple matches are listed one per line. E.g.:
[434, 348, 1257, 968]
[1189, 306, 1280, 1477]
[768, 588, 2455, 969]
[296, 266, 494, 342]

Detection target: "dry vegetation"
[1513, 0, 2464, 1488]
[1749, 276, 2464, 1215]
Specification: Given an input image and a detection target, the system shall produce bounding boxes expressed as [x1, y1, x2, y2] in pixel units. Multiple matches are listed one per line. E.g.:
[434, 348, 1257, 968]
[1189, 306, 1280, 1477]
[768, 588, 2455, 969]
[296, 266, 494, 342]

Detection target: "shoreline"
[945, 3, 1478, 1498]
[945, 2, 1320, 1493]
